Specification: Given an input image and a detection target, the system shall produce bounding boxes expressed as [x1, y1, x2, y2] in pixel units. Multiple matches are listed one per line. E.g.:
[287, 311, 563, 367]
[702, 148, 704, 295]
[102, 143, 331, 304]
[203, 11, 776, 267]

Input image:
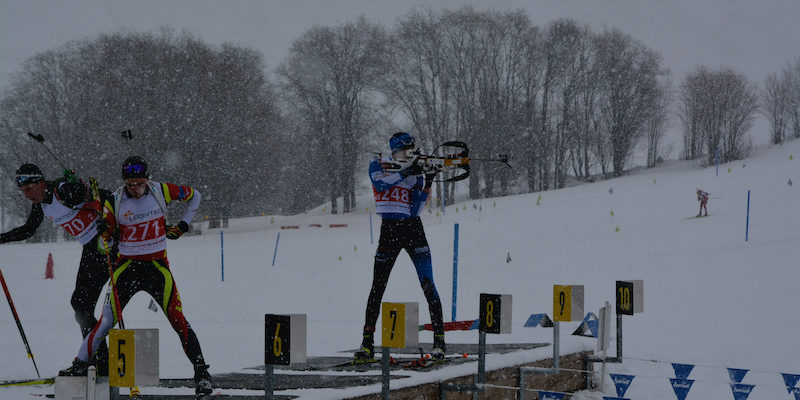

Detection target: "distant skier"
[696, 189, 709, 217]
[58, 156, 212, 397]
[354, 132, 446, 362]
[0, 163, 112, 375]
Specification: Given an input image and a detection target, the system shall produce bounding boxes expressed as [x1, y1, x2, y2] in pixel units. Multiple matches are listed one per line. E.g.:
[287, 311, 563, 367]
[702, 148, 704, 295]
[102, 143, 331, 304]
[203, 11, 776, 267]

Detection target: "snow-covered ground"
[1, 139, 799, 399]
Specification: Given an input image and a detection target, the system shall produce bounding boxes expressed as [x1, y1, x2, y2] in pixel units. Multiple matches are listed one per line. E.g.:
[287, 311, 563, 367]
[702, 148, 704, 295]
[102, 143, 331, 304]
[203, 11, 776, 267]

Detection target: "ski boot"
[59, 358, 89, 376]
[194, 363, 213, 398]
[353, 329, 376, 363]
[93, 343, 109, 377]
[431, 334, 446, 361]
[353, 344, 375, 363]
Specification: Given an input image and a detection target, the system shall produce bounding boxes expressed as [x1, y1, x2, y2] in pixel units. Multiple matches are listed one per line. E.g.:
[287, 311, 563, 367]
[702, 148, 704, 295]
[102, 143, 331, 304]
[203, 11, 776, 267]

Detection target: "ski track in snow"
[1, 140, 799, 399]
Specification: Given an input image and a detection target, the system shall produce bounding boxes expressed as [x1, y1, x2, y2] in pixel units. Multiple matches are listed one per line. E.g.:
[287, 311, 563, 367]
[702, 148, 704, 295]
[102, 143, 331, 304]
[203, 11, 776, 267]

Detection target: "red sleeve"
[162, 182, 195, 204]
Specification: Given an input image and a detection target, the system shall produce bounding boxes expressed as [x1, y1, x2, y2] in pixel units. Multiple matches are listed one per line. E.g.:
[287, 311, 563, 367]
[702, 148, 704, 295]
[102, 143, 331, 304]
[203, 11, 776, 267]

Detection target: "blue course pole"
[451, 223, 459, 322]
[220, 230, 224, 282]
[745, 190, 751, 242]
[272, 232, 281, 267]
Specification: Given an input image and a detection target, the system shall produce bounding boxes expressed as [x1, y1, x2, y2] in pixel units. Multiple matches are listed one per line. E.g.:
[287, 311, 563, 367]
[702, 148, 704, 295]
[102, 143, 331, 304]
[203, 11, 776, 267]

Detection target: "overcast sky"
[2, 0, 799, 85]
[1, 0, 799, 145]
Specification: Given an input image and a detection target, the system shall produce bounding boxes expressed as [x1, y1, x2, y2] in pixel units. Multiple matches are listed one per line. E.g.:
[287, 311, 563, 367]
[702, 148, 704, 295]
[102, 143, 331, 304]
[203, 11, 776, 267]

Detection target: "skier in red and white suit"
[1, 163, 113, 375]
[696, 189, 709, 217]
[59, 156, 212, 397]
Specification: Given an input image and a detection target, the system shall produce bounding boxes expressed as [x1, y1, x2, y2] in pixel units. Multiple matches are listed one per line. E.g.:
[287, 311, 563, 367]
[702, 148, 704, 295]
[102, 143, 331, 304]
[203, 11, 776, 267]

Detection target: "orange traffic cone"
[45, 253, 54, 279]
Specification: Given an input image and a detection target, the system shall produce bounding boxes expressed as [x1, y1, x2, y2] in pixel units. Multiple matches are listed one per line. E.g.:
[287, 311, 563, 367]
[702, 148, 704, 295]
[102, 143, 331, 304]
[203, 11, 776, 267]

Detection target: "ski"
[329, 357, 380, 368]
[0, 377, 54, 387]
[419, 319, 478, 332]
[402, 353, 470, 370]
[403, 357, 449, 370]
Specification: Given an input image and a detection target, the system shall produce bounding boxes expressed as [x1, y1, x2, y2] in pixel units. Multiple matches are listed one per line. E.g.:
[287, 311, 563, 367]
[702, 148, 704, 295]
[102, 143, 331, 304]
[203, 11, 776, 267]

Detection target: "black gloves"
[96, 219, 110, 235]
[424, 172, 437, 189]
[166, 221, 189, 240]
[62, 168, 80, 184]
[400, 158, 424, 177]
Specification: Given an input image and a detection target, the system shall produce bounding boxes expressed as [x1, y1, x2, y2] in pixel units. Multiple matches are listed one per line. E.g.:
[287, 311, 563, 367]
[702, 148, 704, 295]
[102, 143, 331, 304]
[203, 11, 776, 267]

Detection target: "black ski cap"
[15, 163, 45, 186]
[122, 156, 149, 179]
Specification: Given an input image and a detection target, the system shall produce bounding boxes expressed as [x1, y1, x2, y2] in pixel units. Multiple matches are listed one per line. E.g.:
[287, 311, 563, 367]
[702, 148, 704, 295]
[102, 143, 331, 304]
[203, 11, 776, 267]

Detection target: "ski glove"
[96, 235, 114, 255]
[166, 221, 189, 240]
[400, 158, 424, 177]
[96, 220, 110, 235]
[62, 168, 80, 184]
[424, 172, 437, 189]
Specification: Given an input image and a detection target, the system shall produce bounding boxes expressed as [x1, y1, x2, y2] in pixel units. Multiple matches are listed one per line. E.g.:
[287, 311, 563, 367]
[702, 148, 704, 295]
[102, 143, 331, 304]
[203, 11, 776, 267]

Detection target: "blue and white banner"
[671, 363, 695, 379]
[727, 368, 749, 383]
[729, 383, 754, 400]
[670, 378, 694, 400]
[537, 390, 565, 400]
[791, 387, 800, 400]
[782, 373, 800, 390]
[610, 374, 635, 397]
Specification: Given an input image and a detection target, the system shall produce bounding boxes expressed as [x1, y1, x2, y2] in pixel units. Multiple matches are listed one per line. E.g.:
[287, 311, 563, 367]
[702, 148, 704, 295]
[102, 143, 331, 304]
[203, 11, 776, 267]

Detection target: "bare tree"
[644, 78, 672, 167]
[569, 26, 601, 180]
[383, 8, 453, 205]
[543, 19, 592, 187]
[594, 28, 664, 176]
[439, 7, 489, 200]
[277, 16, 389, 213]
[474, 10, 529, 197]
[678, 72, 704, 160]
[762, 72, 791, 144]
[678, 67, 758, 164]
[783, 57, 800, 139]
[517, 23, 545, 192]
[1, 30, 282, 219]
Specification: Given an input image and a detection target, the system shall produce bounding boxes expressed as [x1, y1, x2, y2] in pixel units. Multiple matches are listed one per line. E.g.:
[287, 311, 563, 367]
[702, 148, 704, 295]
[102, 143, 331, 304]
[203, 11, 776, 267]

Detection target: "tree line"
[2, 7, 799, 239]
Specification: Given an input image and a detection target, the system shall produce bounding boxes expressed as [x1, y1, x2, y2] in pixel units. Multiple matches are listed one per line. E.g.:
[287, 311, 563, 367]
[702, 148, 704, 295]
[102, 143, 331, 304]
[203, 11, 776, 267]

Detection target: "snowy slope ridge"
[1, 140, 798, 399]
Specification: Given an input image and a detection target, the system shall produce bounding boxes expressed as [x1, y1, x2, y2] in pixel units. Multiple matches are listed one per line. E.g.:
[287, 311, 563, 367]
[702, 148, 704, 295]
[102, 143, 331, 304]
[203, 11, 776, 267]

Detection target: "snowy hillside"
[1, 139, 799, 399]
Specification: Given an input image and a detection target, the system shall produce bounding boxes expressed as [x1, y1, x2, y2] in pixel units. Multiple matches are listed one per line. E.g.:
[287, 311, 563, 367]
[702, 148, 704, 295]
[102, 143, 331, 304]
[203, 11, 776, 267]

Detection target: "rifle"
[381, 141, 510, 182]
[89, 177, 125, 329]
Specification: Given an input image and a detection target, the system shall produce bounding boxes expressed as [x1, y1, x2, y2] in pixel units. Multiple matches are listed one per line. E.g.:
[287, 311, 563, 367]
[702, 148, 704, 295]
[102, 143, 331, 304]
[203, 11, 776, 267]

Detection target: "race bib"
[374, 186, 411, 204]
[120, 218, 166, 243]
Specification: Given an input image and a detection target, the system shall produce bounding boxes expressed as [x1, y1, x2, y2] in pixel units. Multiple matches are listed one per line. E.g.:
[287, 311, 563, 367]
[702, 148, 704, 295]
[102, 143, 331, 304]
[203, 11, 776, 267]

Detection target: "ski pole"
[27, 132, 80, 183]
[27, 132, 70, 172]
[0, 268, 41, 378]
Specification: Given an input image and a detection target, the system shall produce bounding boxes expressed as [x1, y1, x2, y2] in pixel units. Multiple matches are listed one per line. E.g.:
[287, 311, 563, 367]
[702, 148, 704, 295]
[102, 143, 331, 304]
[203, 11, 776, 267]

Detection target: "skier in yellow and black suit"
[58, 156, 212, 397]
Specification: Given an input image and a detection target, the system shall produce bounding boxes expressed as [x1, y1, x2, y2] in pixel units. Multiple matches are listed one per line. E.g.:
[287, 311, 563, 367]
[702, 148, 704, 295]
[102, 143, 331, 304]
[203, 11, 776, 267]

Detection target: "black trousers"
[112, 257, 205, 366]
[363, 217, 444, 340]
[71, 239, 110, 370]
